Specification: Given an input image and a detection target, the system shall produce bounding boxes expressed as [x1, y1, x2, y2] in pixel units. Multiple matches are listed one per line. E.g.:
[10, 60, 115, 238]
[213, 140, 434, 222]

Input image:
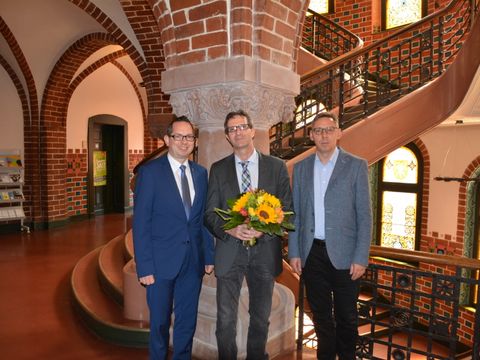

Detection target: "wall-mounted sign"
[93, 151, 107, 186]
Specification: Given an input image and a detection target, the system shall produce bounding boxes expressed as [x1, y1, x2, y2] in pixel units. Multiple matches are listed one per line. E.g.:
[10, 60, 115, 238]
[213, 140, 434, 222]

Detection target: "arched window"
[376, 144, 423, 250]
[308, 0, 334, 14]
[382, 0, 427, 30]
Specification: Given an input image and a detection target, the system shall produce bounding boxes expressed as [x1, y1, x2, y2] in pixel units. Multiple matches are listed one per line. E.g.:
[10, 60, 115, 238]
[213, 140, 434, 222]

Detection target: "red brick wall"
[66, 149, 88, 217]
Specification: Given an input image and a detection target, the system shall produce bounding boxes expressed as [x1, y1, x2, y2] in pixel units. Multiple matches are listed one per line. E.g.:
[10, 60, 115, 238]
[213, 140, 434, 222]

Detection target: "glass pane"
[386, 0, 422, 29]
[295, 100, 325, 129]
[308, 0, 329, 14]
[380, 191, 417, 250]
[382, 146, 418, 184]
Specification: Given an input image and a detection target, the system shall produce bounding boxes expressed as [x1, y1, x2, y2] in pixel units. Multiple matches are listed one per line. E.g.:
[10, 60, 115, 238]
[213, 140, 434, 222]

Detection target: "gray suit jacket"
[205, 152, 292, 277]
[288, 147, 372, 269]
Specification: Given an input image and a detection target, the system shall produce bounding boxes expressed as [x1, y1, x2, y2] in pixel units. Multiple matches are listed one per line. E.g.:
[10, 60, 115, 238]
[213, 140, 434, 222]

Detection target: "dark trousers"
[216, 245, 274, 360]
[303, 241, 360, 360]
[146, 246, 202, 360]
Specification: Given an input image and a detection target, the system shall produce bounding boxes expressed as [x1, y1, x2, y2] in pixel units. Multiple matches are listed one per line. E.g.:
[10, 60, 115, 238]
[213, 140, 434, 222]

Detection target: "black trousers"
[303, 240, 360, 360]
[216, 245, 274, 360]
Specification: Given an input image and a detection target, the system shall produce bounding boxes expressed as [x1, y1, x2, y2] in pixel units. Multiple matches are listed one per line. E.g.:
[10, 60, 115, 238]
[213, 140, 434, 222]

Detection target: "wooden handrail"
[370, 245, 480, 270]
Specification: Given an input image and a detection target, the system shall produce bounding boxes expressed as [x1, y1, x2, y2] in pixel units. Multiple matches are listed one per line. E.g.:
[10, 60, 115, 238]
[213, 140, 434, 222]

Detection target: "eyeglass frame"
[169, 134, 196, 142]
[225, 123, 252, 134]
[310, 126, 338, 136]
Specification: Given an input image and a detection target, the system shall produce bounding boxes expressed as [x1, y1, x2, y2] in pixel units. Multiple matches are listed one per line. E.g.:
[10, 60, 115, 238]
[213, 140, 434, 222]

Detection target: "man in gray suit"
[289, 112, 372, 360]
[205, 110, 292, 360]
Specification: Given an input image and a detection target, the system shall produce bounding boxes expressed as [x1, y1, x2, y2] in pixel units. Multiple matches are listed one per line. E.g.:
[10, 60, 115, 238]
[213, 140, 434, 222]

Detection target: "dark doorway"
[87, 115, 129, 216]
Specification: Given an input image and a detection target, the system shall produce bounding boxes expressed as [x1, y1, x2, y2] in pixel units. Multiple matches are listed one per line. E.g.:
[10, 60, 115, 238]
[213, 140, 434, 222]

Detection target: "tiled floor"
[0, 214, 315, 360]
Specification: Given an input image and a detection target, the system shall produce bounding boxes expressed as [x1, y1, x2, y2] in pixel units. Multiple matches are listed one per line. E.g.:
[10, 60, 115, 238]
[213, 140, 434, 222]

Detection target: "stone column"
[162, 57, 300, 168]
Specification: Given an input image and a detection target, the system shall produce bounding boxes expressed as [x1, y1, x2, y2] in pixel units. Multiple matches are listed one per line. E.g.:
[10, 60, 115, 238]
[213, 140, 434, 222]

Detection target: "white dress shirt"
[167, 153, 195, 204]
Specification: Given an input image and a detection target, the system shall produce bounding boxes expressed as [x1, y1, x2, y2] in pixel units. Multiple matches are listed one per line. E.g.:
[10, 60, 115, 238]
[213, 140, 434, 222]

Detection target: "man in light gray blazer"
[289, 112, 372, 360]
[205, 110, 292, 360]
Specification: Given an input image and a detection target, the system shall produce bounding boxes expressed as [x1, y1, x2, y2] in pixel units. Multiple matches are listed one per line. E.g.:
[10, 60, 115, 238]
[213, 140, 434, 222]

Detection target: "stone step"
[97, 234, 125, 305]
[71, 246, 150, 347]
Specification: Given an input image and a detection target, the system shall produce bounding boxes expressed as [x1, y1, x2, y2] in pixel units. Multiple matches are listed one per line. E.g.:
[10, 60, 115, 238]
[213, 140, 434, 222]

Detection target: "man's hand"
[205, 265, 214, 275]
[350, 263, 366, 281]
[225, 224, 262, 243]
[289, 257, 302, 275]
[139, 274, 155, 286]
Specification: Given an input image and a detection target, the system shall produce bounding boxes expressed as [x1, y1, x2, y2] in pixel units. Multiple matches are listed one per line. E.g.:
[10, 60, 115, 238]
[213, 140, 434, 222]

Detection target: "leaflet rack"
[0, 150, 29, 233]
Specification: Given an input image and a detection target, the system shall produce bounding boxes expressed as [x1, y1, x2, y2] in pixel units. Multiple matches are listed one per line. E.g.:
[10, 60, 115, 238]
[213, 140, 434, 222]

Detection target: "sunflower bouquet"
[214, 189, 294, 246]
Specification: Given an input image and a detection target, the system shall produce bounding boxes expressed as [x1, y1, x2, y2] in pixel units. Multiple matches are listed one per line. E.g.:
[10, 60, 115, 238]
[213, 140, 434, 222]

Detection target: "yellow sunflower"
[256, 204, 277, 224]
[232, 193, 250, 212]
[262, 193, 281, 208]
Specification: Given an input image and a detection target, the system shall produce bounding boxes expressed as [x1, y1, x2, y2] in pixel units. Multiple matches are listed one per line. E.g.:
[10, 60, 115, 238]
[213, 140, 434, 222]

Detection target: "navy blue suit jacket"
[132, 155, 214, 280]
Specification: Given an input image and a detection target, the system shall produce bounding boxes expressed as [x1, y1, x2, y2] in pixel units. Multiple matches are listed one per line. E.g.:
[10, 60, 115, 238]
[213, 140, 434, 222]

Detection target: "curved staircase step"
[124, 229, 134, 260]
[98, 234, 126, 305]
[71, 247, 149, 347]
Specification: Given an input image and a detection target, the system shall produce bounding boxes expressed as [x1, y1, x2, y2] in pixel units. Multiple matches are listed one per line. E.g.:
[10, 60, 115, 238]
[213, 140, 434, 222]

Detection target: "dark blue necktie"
[180, 165, 191, 219]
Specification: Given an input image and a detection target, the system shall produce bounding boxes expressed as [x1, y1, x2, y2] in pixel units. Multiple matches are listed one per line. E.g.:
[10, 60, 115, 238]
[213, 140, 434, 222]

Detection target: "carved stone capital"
[169, 83, 296, 130]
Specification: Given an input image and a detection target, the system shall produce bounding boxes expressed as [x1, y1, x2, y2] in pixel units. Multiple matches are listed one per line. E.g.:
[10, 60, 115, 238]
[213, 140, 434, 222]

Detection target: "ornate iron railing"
[296, 246, 480, 359]
[302, 9, 363, 61]
[271, 0, 480, 159]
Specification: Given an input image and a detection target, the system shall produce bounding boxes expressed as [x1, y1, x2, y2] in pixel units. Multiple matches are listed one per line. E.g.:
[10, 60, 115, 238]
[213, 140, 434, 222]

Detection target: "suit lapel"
[160, 155, 187, 218]
[189, 161, 201, 211]
[305, 154, 315, 208]
[225, 154, 242, 195]
[327, 148, 347, 191]
[258, 152, 267, 190]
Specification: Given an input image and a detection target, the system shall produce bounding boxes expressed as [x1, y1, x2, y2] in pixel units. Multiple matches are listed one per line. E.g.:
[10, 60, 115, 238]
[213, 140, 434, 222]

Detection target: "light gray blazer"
[288, 147, 372, 269]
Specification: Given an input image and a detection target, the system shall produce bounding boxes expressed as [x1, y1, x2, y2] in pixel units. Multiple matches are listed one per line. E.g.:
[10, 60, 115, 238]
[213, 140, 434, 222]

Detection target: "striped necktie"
[180, 165, 191, 219]
[240, 161, 251, 193]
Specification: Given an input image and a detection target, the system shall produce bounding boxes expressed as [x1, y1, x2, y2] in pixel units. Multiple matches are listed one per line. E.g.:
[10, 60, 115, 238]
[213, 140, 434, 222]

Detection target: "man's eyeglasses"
[311, 126, 338, 135]
[226, 123, 251, 134]
[170, 134, 196, 142]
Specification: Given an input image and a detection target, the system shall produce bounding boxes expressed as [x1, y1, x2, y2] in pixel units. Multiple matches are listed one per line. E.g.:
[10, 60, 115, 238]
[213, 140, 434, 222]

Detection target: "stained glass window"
[308, 0, 333, 14]
[380, 191, 416, 249]
[383, 147, 417, 184]
[377, 145, 422, 250]
[384, 0, 425, 30]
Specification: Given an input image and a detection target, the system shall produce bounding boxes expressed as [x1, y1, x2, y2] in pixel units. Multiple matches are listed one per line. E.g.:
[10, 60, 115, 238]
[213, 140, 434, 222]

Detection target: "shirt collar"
[167, 153, 189, 172]
[315, 147, 339, 166]
[235, 150, 258, 165]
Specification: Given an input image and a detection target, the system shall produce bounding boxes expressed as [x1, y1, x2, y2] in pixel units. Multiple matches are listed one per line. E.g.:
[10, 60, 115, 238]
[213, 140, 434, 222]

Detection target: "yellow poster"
[93, 151, 107, 186]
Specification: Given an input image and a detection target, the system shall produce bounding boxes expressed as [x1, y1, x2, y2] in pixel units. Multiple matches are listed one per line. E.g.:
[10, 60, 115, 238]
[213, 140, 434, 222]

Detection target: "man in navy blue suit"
[133, 117, 214, 360]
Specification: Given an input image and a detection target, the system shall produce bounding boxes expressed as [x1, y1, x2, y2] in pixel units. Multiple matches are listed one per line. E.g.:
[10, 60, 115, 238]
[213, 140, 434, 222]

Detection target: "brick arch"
[69, 0, 166, 152]
[0, 17, 42, 224]
[0, 55, 29, 122]
[119, 0, 170, 152]
[40, 32, 122, 222]
[413, 137, 431, 241]
[68, 49, 147, 130]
